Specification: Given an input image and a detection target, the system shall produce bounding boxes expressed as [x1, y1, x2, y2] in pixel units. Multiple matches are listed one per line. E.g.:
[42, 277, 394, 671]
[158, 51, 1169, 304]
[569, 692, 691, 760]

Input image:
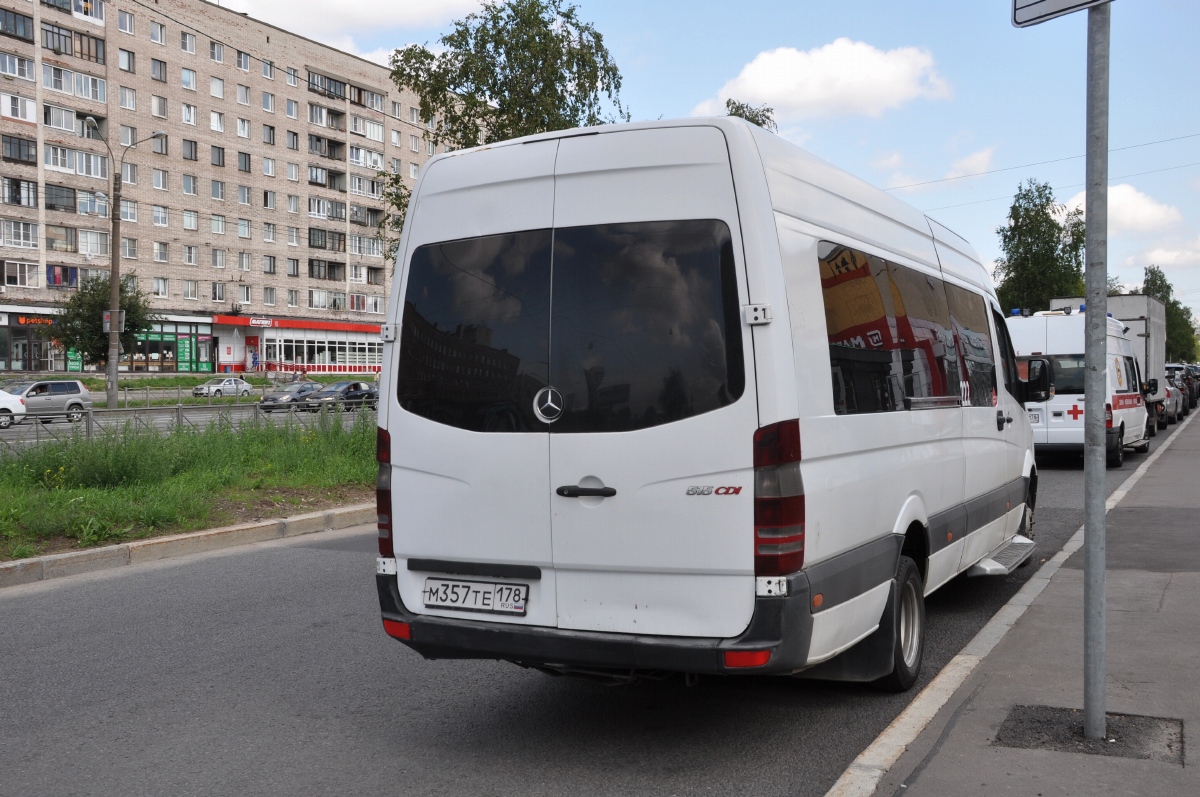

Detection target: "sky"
[230, 0, 1200, 319]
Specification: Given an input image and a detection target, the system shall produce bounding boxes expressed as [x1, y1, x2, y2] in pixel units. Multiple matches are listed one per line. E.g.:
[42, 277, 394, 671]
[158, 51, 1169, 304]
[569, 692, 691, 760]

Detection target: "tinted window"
[1047, 355, 1085, 395]
[944, 284, 996, 407]
[991, 308, 1021, 398]
[1115, 355, 1136, 394]
[549, 220, 744, 434]
[398, 230, 552, 432]
[820, 243, 958, 414]
[50, 382, 71, 395]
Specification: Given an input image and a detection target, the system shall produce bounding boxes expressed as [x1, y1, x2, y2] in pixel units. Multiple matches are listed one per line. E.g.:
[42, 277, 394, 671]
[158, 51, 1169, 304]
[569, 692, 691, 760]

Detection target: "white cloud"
[692, 38, 951, 121]
[874, 151, 904, 171]
[230, 1, 480, 45]
[1130, 236, 1200, 269]
[1066, 184, 1183, 234]
[945, 147, 995, 179]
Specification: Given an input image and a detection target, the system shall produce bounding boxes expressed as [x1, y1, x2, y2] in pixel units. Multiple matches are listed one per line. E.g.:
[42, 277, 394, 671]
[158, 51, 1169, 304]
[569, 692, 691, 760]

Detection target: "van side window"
[944, 284, 997, 407]
[397, 230, 552, 433]
[991, 308, 1021, 398]
[819, 242, 958, 414]
[1115, 356, 1137, 394]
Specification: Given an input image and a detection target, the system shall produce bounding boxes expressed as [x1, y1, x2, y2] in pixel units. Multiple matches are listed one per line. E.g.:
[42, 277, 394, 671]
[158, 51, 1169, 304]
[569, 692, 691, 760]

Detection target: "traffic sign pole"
[1082, 1, 1111, 742]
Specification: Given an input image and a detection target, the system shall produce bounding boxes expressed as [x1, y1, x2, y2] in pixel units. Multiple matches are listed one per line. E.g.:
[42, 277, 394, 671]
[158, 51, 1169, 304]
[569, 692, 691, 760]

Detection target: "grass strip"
[0, 410, 376, 561]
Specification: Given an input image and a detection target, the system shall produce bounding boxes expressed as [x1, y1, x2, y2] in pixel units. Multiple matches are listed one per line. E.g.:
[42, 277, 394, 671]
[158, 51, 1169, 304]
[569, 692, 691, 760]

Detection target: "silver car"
[0, 379, 93, 423]
[192, 377, 253, 397]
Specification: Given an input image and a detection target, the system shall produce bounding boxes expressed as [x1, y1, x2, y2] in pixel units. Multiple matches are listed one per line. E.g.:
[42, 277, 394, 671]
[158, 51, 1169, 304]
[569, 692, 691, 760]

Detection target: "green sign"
[176, 335, 193, 372]
[66, 348, 83, 373]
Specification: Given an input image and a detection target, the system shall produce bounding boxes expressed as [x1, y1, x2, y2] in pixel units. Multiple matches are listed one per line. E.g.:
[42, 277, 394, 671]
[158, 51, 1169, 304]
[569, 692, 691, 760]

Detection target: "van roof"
[426, 117, 995, 297]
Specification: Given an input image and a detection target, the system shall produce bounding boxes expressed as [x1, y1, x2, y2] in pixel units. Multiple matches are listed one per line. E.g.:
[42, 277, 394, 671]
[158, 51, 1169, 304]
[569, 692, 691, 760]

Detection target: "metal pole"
[106, 169, 122, 410]
[1083, 1, 1111, 742]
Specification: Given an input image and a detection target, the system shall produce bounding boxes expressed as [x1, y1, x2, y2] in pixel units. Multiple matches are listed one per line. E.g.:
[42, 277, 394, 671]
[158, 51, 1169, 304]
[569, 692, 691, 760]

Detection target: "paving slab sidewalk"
[864, 417, 1200, 796]
[0, 503, 375, 589]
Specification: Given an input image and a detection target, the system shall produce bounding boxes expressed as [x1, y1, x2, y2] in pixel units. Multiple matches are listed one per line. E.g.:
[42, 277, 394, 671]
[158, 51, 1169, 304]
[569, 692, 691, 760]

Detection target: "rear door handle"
[556, 485, 616, 498]
[997, 410, 1013, 431]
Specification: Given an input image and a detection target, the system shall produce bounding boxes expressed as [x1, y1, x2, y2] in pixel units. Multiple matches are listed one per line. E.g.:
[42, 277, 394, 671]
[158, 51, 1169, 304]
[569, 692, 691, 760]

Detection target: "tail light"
[753, 420, 804, 577]
[1104, 404, 1113, 429]
[377, 427, 393, 557]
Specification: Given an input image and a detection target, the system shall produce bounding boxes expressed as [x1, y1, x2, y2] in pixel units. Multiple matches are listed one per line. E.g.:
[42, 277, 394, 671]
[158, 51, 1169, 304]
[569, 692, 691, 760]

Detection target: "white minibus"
[375, 118, 1050, 690]
[1007, 309, 1151, 467]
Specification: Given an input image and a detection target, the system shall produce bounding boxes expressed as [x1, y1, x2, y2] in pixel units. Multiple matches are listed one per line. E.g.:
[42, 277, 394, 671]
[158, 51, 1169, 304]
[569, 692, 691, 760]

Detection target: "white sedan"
[0, 389, 25, 429]
[191, 377, 253, 397]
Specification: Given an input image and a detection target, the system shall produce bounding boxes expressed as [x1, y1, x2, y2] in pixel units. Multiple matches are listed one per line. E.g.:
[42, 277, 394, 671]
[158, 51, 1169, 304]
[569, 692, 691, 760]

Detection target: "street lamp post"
[84, 117, 165, 409]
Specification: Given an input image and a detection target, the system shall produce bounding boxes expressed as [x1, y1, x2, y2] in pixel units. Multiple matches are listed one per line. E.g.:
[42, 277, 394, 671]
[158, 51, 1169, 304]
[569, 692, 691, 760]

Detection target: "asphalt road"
[0, 420, 1188, 797]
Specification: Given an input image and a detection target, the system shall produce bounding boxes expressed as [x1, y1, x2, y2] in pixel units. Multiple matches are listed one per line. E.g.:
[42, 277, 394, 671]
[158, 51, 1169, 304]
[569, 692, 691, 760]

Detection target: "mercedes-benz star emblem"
[534, 387, 564, 423]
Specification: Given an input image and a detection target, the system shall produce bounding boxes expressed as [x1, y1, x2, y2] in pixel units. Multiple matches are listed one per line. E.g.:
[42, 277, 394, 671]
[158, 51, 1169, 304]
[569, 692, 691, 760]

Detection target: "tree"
[1107, 274, 1125, 296]
[725, 99, 778, 132]
[55, 275, 157, 367]
[389, 0, 628, 152]
[1141, 265, 1198, 362]
[993, 179, 1086, 314]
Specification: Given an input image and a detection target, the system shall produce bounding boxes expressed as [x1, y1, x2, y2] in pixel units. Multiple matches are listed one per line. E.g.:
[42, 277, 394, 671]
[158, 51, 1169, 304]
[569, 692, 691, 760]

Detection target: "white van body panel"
[806, 580, 892, 664]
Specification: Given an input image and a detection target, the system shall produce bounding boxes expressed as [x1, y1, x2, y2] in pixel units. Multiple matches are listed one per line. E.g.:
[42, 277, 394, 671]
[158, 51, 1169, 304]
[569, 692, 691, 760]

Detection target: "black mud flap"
[793, 579, 897, 683]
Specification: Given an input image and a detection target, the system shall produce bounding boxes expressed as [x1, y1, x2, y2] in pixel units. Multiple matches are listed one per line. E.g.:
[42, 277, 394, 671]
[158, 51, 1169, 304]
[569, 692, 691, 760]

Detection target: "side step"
[968, 535, 1036, 577]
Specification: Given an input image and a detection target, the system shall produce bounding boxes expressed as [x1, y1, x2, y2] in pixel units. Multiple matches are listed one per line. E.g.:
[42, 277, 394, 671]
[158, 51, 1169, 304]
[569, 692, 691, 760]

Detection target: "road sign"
[1013, 0, 1112, 28]
[102, 309, 126, 333]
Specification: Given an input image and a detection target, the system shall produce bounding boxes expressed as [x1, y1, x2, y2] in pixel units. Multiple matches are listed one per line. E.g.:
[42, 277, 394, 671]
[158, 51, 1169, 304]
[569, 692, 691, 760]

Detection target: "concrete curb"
[0, 503, 375, 589]
[823, 411, 1197, 797]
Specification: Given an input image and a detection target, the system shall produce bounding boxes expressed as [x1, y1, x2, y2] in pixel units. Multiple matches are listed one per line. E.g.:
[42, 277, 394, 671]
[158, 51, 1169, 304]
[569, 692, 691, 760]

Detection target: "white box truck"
[1053, 295, 1167, 429]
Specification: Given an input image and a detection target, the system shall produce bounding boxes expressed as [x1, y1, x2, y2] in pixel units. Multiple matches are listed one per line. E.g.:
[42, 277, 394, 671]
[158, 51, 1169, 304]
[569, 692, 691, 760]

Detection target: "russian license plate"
[1028, 412, 1041, 424]
[423, 578, 528, 616]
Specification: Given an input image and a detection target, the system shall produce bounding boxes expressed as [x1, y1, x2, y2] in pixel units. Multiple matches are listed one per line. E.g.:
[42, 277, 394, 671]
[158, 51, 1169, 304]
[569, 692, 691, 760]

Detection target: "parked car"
[1163, 383, 1182, 425]
[375, 117, 1053, 691]
[0, 387, 26, 429]
[1166, 363, 1197, 408]
[1170, 377, 1190, 417]
[296, 381, 377, 411]
[192, 377, 253, 397]
[259, 381, 323, 412]
[0, 379, 92, 423]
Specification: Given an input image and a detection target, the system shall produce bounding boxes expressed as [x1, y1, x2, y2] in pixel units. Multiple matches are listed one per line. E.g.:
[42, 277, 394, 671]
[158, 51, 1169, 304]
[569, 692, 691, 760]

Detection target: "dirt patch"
[992, 704, 1184, 765]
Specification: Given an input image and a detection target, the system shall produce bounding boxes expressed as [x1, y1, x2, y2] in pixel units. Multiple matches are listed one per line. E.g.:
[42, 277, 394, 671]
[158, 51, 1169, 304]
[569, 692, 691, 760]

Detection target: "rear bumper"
[1035, 427, 1121, 454]
[376, 572, 815, 676]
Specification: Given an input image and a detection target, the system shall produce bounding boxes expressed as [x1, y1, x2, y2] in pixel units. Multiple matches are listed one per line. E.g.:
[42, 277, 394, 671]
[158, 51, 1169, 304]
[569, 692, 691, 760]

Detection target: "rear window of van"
[397, 220, 744, 433]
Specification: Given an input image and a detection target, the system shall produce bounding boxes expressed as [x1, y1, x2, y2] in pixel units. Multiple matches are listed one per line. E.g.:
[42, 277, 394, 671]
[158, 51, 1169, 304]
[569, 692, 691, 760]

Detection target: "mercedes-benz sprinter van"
[375, 118, 1049, 691]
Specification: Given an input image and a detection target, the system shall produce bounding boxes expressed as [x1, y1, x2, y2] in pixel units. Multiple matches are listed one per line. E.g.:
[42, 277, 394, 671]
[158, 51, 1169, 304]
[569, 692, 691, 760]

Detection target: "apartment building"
[0, 0, 439, 374]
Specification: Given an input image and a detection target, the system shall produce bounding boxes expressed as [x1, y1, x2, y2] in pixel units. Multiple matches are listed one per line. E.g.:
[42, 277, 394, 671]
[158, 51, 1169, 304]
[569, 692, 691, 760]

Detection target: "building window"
[238, 185, 250, 205]
[210, 76, 223, 98]
[239, 251, 251, 270]
[237, 51, 250, 71]
[286, 130, 299, 150]
[183, 245, 198, 265]
[212, 282, 225, 302]
[181, 67, 196, 91]
[121, 162, 137, 185]
[263, 286, 276, 305]
[237, 84, 250, 105]
[238, 151, 250, 172]
[181, 32, 195, 54]
[287, 163, 299, 181]
[264, 190, 277, 209]
[263, 223, 276, 242]
[76, 190, 108, 217]
[286, 258, 300, 277]
[263, 158, 275, 177]
[151, 95, 167, 118]
[181, 103, 196, 125]
[409, 162, 419, 179]
[262, 59, 275, 80]
[263, 125, 276, 145]
[153, 241, 168, 262]
[211, 248, 225, 268]
[151, 58, 165, 82]
[150, 22, 164, 45]
[153, 169, 168, 190]
[118, 125, 136, 146]
[3, 220, 38, 248]
[2, 134, 36, 164]
[4, 177, 38, 208]
[211, 146, 225, 167]
[237, 218, 251, 238]
[120, 199, 137, 222]
[210, 41, 223, 62]
[237, 118, 250, 138]
[211, 180, 225, 200]
[286, 67, 298, 87]
[211, 214, 225, 234]
[287, 227, 299, 246]
[182, 139, 197, 161]
[287, 289, 299, 307]
[120, 237, 137, 258]
[263, 256, 277, 274]
[210, 111, 224, 132]
[4, 260, 39, 288]
[118, 10, 134, 34]
[262, 92, 275, 113]
[151, 130, 168, 154]
[183, 279, 198, 299]
[286, 99, 298, 119]
[153, 277, 169, 298]
[44, 184, 75, 213]
[239, 284, 251, 304]
[119, 86, 136, 110]
[119, 49, 135, 72]
[183, 210, 198, 230]
[153, 205, 168, 226]
[308, 289, 328, 310]
[287, 195, 298, 213]
[183, 174, 197, 195]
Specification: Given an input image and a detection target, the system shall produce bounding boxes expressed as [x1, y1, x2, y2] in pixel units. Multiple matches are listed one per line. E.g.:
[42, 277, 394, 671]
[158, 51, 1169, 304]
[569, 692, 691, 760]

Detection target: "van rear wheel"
[1107, 430, 1124, 468]
[875, 556, 924, 692]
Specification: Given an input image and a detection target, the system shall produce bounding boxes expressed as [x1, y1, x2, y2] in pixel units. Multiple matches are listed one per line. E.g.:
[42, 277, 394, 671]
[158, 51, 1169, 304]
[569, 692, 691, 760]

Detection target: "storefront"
[119, 317, 214, 373]
[0, 310, 65, 373]
[211, 315, 382, 374]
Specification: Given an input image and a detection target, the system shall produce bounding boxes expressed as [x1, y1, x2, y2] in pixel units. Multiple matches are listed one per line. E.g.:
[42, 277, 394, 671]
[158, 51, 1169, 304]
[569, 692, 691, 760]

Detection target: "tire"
[1148, 408, 1158, 437]
[241, 389, 250, 396]
[66, 404, 83, 423]
[0, 410, 11, 429]
[1168, 407, 1178, 425]
[1158, 405, 1168, 430]
[212, 389, 222, 398]
[1107, 429, 1124, 468]
[875, 556, 925, 692]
